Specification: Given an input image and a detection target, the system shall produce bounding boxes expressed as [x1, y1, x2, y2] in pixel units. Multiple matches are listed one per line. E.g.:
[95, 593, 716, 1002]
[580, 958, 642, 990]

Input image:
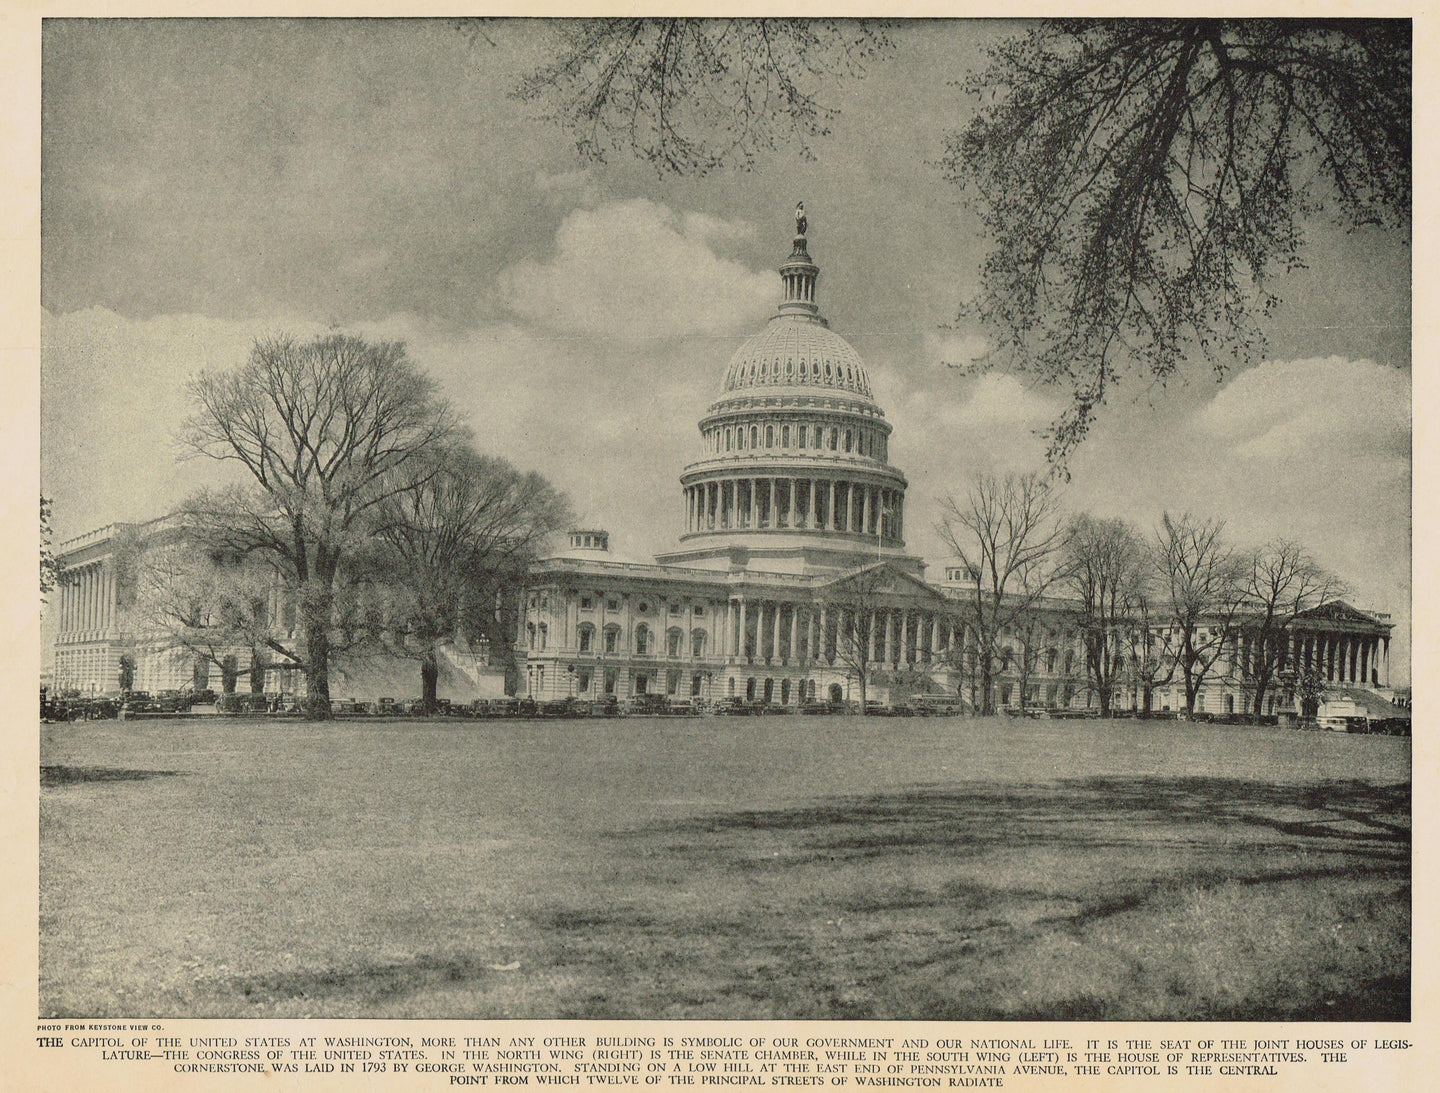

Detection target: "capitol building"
[51, 210, 1397, 719]
[513, 214, 1395, 713]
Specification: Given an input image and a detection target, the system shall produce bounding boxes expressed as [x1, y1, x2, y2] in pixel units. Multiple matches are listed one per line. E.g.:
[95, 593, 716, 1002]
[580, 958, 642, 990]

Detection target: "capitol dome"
[721, 317, 874, 400]
[656, 208, 918, 577]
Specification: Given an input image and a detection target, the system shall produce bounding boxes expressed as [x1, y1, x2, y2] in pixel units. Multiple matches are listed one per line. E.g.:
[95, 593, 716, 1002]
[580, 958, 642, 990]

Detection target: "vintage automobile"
[154, 690, 189, 713]
[631, 694, 670, 716]
[119, 691, 154, 716]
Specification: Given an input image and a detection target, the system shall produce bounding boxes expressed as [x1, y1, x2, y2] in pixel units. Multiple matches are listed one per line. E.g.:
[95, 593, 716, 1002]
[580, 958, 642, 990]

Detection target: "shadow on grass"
[41, 766, 183, 787]
[143, 953, 524, 1017]
[647, 777, 1410, 865]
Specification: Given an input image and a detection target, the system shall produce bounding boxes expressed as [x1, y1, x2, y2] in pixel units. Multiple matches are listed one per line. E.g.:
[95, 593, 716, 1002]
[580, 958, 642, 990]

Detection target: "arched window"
[824, 362, 833, 381]
[692, 629, 707, 658]
[603, 625, 620, 654]
[844, 430, 852, 452]
[667, 628, 684, 658]
[798, 425, 806, 449]
[1000, 646, 1013, 670]
[537, 623, 547, 650]
[635, 624, 650, 656]
[578, 624, 595, 653]
[829, 428, 838, 451]
[782, 424, 790, 447]
[750, 425, 758, 448]
[765, 425, 774, 448]
[527, 622, 536, 649]
[1046, 648, 1058, 673]
[786, 359, 794, 379]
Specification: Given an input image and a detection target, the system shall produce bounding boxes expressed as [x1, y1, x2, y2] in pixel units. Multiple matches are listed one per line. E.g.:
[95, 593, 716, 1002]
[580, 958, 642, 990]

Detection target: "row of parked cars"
[43, 688, 971, 722]
[41, 689, 218, 721]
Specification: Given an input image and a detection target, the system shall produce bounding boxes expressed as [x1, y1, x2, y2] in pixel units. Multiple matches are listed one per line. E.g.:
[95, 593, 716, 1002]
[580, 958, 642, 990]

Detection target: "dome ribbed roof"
[721, 315, 872, 399]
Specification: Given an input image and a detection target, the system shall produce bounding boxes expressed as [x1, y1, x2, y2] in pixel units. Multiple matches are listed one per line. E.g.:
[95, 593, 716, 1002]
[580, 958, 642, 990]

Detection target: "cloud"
[498, 199, 775, 345]
[1193, 356, 1410, 461]
[924, 331, 992, 370]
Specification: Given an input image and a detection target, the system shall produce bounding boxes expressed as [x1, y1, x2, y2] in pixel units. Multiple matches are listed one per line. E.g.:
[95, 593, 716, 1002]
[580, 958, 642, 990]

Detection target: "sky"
[38, 18, 1412, 680]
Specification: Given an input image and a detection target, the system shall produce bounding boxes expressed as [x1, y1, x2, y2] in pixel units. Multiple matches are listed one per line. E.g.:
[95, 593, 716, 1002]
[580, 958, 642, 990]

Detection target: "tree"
[373, 445, 572, 713]
[1150, 512, 1247, 713]
[127, 526, 280, 694]
[937, 472, 1066, 715]
[182, 334, 458, 718]
[824, 564, 893, 711]
[1121, 584, 1167, 717]
[1240, 539, 1343, 717]
[508, 18, 894, 175]
[945, 20, 1410, 466]
[1295, 664, 1325, 720]
[41, 495, 58, 599]
[1062, 513, 1146, 717]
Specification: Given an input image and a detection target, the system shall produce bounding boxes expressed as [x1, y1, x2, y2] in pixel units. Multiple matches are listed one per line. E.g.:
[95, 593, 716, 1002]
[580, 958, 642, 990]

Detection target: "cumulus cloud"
[1193, 356, 1410, 461]
[924, 331, 993, 370]
[498, 199, 775, 345]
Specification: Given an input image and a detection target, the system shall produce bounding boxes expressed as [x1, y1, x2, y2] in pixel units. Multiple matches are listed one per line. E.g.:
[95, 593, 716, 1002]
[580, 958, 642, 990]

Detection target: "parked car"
[154, 690, 188, 713]
[120, 691, 154, 715]
[632, 694, 669, 715]
[374, 697, 400, 715]
[84, 694, 120, 719]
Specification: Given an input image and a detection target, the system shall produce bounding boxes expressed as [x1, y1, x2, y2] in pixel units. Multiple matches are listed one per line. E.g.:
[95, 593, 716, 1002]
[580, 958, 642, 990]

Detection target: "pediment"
[814, 560, 950, 605]
[1297, 600, 1383, 626]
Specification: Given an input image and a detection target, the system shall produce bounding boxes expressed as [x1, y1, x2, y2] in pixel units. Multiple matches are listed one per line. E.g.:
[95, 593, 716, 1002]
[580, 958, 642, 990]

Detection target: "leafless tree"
[373, 445, 572, 713]
[181, 334, 458, 717]
[127, 527, 278, 695]
[937, 472, 1067, 715]
[823, 564, 897, 711]
[1240, 539, 1344, 717]
[508, 18, 894, 176]
[1062, 513, 1147, 717]
[1150, 512, 1247, 714]
[946, 20, 1410, 467]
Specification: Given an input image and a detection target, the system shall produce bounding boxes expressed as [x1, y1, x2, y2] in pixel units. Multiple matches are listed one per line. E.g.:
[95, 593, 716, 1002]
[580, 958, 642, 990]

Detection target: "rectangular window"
[694, 605, 704, 616]
[580, 596, 592, 610]
[578, 670, 591, 692]
[607, 598, 618, 611]
[604, 630, 618, 654]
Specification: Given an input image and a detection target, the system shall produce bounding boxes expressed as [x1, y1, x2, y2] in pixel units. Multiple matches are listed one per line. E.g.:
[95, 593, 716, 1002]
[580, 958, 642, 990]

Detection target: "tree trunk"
[303, 623, 331, 719]
[980, 665, 994, 715]
[421, 648, 439, 715]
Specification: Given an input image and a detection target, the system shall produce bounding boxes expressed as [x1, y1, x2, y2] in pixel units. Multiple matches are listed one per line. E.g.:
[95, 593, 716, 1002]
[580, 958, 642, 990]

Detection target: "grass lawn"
[40, 715, 1409, 1020]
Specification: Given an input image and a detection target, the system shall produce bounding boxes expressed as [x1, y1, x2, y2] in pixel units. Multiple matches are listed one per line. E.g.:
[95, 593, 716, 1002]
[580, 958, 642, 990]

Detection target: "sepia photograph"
[34, 13, 1412, 1035]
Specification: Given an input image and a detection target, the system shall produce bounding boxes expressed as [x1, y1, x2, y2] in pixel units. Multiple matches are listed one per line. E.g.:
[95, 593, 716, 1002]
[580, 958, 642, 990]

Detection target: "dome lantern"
[777, 202, 821, 319]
